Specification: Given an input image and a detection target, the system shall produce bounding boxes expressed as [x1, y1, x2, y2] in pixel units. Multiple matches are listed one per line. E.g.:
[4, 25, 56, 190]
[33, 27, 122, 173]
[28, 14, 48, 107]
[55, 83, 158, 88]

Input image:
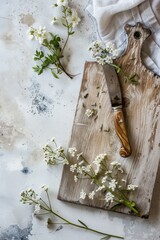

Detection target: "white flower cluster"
[108, 179, 118, 191]
[93, 153, 107, 175]
[27, 26, 47, 44]
[68, 147, 77, 157]
[105, 192, 114, 203]
[52, 0, 80, 28]
[20, 186, 50, 215]
[20, 188, 39, 205]
[43, 140, 69, 165]
[67, 151, 139, 205]
[89, 40, 118, 65]
[56, 0, 68, 6]
[42, 138, 138, 210]
[65, 8, 81, 28]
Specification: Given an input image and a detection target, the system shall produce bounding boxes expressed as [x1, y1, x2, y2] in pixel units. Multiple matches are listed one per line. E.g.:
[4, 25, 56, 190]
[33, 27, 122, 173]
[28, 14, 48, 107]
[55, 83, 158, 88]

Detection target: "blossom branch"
[20, 187, 124, 239]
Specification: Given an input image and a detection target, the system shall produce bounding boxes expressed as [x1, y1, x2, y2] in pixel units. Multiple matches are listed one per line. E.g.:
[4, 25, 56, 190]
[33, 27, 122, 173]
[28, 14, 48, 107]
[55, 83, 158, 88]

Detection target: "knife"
[103, 64, 132, 158]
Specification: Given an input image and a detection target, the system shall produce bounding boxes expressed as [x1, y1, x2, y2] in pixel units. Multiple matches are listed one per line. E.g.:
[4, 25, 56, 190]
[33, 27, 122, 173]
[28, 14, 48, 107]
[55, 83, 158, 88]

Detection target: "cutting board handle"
[124, 22, 151, 61]
[113, 107, 132, 158]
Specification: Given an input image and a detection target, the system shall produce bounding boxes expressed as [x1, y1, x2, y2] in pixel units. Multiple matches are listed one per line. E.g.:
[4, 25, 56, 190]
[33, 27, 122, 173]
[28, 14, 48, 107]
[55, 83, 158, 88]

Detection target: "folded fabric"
[87, 0, 160, 75]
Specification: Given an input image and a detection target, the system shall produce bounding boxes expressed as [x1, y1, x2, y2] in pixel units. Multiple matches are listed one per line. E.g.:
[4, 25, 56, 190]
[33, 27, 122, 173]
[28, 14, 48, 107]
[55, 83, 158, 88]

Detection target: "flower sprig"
[89, 40, 139, 85]
[20, 186, 124, 240]
[27, 0, 80, 79]
[43, 139, 140, 216]
[43, 138, 69, 165]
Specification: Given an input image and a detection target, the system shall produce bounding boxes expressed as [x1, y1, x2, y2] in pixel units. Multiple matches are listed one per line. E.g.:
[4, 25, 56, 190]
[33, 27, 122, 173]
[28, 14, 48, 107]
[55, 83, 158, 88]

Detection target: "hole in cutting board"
[134, 31, 141, 39]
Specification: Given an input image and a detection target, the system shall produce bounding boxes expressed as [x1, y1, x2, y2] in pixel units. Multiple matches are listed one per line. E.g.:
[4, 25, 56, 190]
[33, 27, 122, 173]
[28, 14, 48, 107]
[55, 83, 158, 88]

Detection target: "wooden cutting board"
[58, 23, 160, 217]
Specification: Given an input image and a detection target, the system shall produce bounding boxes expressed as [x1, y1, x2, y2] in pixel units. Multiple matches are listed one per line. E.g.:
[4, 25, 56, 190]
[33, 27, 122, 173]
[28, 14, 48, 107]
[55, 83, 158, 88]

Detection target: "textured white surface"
[0, 0, 160, 240]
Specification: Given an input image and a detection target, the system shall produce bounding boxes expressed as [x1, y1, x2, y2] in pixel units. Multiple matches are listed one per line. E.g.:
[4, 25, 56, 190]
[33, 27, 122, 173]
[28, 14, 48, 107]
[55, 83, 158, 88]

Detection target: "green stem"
[61, 6, 72, 53]
[94, 179, 139, 215]
[47, 209, 124, 239]
[62, 33, 70, 53]
[46, 190, 52, 210]
[58, 59, 74, 79]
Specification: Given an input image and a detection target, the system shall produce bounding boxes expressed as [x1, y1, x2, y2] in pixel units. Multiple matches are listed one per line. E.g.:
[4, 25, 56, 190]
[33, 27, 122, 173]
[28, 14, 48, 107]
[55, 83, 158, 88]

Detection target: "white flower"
[110, 161, 121, 167]
[89, 40, 118, 65]
[35, 26, 47, 44]
[96, 185, 105, 192]
[93, 153, 107, 175]
[63, 158, 69, 165]
[82, 165, 91, 173]
[88, 191, 95, 200]
[68, 147, 77, 157]
[57, 0, 68, 6]
[77, 166, 83, 174]
[34, 203, 41, 214]
[127, 184, 138, 191]
[66, 8, 80, 28]
[74, 175, 78, 183]
[41, 185, 48, 191]
[27, 27, 36, 40]
[70, 164, 77, 173]
[54, 146, 64, 158]
[85, 109, 95, 118]
[89, 40, 103, 52]
[20, 188, 39, 204]
[27, 26, 47, 44]
[105, 170, 112, 175]
[105, 192, 114, 203]
[80, 189, 86, 200]
[101, 176, 108, 184]
[106, 42, 115, 51]
[108, 179, 117, 191]
[78, 160, 84, 166]
[106, 42, 118, 59]
[94, 153, 107, 165]
[95, 165, 101, 175]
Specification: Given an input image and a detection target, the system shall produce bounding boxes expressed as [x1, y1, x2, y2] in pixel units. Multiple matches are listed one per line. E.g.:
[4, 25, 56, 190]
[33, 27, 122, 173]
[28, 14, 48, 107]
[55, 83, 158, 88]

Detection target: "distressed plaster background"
[0, 0, 160, 239]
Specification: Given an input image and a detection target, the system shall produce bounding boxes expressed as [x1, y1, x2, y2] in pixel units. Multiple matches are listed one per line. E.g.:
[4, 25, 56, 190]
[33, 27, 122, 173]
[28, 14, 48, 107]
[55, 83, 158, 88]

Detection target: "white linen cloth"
[87, 0, 160, 75]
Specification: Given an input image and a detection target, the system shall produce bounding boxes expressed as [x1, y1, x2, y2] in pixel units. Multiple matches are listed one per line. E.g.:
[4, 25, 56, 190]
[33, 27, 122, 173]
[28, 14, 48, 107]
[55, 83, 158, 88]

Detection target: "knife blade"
[103, 64, 132, 158]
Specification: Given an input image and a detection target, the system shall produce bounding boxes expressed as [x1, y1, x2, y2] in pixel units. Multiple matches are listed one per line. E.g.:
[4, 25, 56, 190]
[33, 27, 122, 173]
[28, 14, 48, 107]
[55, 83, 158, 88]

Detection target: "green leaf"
[69, 31, 75, 35]
[34, 51, 44, 60]
[131, 201, 136, 207]
[51, 70, 59, 79]
[111, 203, 123, 210]
[42, 59, 50, 68]
[78, 219, 88, 228]
[34, 57, 40, 61]
[62, 23, 67, 27]
[38, 68, 43, 75]
[100, 236, 110, 240]
[32, 65, 43, 75]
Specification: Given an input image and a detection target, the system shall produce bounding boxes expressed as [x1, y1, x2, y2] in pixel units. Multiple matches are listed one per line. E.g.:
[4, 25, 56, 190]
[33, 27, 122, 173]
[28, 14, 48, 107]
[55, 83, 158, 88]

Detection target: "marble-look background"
[0, 0, 159, 239]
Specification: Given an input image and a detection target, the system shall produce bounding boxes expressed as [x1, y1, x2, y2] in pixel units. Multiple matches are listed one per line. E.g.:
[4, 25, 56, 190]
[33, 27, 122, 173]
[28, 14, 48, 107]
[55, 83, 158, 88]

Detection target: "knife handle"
[113, 106, 132, 158]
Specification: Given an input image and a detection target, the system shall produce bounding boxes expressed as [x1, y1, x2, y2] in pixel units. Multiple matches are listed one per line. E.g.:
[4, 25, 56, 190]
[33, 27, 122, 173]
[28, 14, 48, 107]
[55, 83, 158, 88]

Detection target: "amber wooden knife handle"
[113, 106, 132, 158]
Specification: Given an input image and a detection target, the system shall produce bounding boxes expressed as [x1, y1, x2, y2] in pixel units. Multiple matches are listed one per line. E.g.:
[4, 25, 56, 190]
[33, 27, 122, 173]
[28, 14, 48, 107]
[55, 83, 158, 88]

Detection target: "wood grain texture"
[58, 23, 160, 217]
[113, 108, 132, 157]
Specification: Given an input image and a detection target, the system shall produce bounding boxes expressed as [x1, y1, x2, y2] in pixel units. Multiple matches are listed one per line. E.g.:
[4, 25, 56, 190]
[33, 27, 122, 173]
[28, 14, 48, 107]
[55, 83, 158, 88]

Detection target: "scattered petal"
[80, 189, 86, 200]
[68, 147, 77, 157]
[105, 192, 114, 203]
[88, 191, 95, 200]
